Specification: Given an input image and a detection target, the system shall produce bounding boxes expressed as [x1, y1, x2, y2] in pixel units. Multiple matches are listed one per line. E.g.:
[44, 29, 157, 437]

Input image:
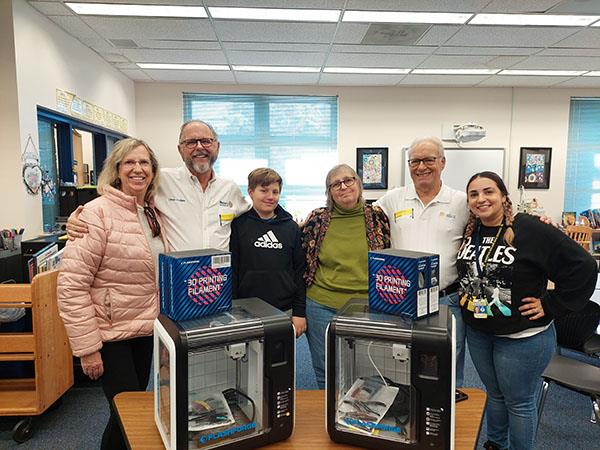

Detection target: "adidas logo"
[254, 230, 283, 249]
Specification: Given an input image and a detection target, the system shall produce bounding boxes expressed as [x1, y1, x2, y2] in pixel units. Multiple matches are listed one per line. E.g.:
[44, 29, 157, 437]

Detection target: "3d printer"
[154, 298, 294, 450]
[326, 299, 455, 450]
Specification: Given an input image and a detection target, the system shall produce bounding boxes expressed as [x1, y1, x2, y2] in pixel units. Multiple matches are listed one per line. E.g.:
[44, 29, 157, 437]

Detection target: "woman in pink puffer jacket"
[58, 138, 167, 450]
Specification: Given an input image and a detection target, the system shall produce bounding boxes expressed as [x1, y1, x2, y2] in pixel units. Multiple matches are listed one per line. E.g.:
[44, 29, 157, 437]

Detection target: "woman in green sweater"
[301, 164, 390, 388]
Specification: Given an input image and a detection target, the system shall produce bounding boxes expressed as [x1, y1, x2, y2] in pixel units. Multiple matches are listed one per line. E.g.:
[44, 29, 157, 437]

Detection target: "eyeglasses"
[121, 159, 151, 169]
[143, 206, 161, 238]
[180, 138, 217, 149]
[329, 176, 356, 191]
[407, 157, 440, 168]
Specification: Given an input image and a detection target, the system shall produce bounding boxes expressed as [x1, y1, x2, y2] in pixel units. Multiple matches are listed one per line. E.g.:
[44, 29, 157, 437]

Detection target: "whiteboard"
[402, 148, 505, 192]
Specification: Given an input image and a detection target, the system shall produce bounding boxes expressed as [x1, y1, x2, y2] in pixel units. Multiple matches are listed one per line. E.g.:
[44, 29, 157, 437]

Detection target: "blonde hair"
[248, 168, 282, 190]
[325, 164, 363, 210]
[96, 138, 160, 201]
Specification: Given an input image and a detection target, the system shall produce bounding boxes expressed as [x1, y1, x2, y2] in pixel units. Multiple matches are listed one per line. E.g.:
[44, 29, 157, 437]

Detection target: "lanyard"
[472, 224, 504, 277]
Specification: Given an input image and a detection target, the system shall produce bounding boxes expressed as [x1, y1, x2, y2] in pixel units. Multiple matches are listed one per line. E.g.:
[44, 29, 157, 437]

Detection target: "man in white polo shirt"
[375, 136, 469, 386]
[67, 120, 250, 251]
[155, 120, 249, 251]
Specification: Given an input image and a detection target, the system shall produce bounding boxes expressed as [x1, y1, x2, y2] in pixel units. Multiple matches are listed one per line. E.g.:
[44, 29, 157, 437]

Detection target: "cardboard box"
[368, 249, 439, 320]
[160, 248, 232, 321]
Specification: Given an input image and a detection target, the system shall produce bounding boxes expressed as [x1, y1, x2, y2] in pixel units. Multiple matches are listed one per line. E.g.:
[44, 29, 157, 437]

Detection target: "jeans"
[466, 325, 556, 450]
[440, 292, 465, 387]
[305, 297, 337, 389]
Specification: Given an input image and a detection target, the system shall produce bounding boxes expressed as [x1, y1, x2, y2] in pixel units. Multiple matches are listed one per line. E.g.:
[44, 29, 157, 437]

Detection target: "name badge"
[219, 213, 235, 226]
[394, 208, 413, 222]
[473, 298, 489, 319]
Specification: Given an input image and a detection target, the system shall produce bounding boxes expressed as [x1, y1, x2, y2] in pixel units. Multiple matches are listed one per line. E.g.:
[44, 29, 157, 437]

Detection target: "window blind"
[565, 98, 600, 213]
[183, 93, 338, 219]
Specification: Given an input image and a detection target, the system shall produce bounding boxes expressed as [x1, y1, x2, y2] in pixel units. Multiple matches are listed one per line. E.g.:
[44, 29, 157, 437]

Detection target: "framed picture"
[518, 147, 552, 189]
[357, 147, 388, 190]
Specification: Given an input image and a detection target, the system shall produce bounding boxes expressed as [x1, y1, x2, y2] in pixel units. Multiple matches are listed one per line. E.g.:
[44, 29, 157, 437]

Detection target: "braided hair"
[462, 171, 515, 248]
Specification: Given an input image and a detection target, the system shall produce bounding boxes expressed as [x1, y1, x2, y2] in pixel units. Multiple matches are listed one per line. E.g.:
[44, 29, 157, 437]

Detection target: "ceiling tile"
[99, 53, 130, 63]
[318, 73, 403, 86]
[539, 48, 600, 57]
[81, 17, 217, 41]
[445, 26, 579, 47]
[29, 1, 73, 15]
[228, 50, 326, 66]
[553, 76, 600, 87]
[47, 15, 101, 41]
[549, 0, 600, 14]
[551, 29, 600, 49]
[434, 46, 541, 56]
[224, 42, 330, 52]
[143, 69, 236, 83]
[417, 54, 503, 69]
[214, 20, 337, 43]
[119, 69, 153, 81]
[326, 52, 427, 67]
[331, 44, 436, 54]
[416, 25, 462, 46]
[477, 75, 574, 87]
[121, 49, 228, 64]
[235, 72, 320, 85]
[344, 0, 488, 12]
[332, 23, 370, 44]
[482, 0, 562, 13]
[399, 74, 487, 86]
[508, 56, 600, 71]
[112, 62, 138, 69]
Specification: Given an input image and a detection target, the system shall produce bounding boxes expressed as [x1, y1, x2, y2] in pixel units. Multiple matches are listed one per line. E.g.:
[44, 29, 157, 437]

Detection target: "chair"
[565, 225, 593, 251]
[538, 302, 600, 427]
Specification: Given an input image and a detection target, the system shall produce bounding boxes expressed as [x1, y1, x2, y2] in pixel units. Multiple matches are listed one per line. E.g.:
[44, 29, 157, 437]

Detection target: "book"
[27, 243, 58, 281]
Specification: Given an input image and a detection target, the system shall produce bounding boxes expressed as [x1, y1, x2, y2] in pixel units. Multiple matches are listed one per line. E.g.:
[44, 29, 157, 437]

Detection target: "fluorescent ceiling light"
[499, 69, 585, 76]
[209, 7, 340, 22]
[342, 11, 472, 24]
[411, 69, 499, 75]
[324, 67, 410, 74]
[583, 71, 600, 76]
[470, 13, 599, 27]
[233, 65, 321, 73]
[66, 3, 207, 18]
[138, 63, 229, 71]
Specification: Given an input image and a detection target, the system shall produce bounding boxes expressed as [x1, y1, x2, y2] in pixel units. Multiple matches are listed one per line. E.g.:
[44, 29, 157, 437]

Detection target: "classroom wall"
[4, 0, 136, 237]
[136, 82, 600, 221]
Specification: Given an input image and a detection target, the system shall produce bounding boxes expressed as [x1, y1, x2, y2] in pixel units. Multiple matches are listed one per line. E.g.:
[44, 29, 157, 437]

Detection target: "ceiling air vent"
[361, 23, 430, 45]
[109, 39, 139, 49]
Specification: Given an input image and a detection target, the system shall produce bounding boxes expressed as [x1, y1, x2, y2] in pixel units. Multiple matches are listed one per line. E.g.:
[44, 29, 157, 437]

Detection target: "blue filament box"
[368, 249, 439, 320]
[159, 248, 232, 321]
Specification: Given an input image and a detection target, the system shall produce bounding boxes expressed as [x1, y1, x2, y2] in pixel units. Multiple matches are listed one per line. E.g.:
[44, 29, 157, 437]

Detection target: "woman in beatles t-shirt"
[456, 171, 597, 450]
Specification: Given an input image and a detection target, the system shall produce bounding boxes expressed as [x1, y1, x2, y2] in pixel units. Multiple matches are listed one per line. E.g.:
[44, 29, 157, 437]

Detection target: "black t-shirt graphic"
[457, 225, 514, 319]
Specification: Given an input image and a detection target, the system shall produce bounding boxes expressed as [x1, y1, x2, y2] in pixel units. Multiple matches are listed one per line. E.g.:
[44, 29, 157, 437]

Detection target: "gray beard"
[185, 158, 212, 176]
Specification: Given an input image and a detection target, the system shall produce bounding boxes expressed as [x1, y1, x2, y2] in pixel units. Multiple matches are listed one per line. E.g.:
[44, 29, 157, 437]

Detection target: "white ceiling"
[27, 0, 600, 87]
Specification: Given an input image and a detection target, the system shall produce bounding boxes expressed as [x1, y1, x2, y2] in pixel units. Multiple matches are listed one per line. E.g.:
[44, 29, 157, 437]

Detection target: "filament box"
[154, 298, 295, 450]
[160, 248, 232, 321]
[368, 249, 439, 320]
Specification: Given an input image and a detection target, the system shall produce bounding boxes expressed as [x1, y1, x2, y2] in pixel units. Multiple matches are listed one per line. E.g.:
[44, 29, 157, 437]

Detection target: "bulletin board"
[402, 148, 505, 192]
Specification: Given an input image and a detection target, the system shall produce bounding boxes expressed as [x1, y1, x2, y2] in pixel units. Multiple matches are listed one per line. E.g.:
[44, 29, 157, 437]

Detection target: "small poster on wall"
[518, 147, 552, 189]
[357, 147, 388, 190]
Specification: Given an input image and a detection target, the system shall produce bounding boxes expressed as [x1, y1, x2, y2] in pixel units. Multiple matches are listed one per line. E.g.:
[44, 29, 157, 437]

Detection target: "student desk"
[114, 388, 486, 450]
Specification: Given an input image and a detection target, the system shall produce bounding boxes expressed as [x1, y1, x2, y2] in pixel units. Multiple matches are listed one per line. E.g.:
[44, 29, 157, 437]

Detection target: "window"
[565, 98, 600, 213]
[183, 93, 338, 219]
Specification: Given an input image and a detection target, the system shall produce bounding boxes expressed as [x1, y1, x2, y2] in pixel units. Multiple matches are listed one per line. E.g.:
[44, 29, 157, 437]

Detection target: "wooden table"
[115, 388, 486, 450]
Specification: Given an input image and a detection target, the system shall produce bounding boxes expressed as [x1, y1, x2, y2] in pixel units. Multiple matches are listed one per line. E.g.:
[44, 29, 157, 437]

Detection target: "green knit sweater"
[307, 201, 369, 310]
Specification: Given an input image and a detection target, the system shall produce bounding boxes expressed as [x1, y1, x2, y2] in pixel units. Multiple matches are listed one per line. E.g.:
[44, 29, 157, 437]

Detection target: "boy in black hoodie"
[230, 168, 306, 337]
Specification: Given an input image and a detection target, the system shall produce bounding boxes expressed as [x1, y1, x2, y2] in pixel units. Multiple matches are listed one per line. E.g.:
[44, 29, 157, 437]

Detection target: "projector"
[453, 123, 486, 143]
